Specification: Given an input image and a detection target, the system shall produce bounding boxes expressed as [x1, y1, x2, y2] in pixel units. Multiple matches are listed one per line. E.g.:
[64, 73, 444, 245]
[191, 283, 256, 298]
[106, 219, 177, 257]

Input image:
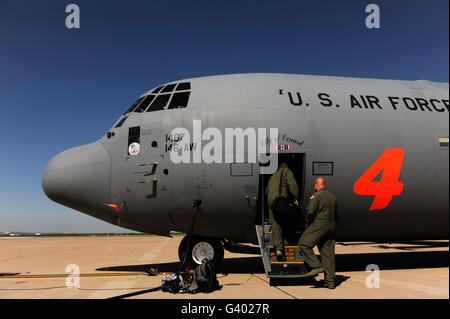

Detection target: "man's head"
[313, 177, 326, 192]
[279, 163, 289, 169]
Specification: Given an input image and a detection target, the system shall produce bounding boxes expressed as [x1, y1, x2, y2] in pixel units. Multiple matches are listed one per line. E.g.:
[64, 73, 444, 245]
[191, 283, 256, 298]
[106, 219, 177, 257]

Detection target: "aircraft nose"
[42, 141, 111, 218]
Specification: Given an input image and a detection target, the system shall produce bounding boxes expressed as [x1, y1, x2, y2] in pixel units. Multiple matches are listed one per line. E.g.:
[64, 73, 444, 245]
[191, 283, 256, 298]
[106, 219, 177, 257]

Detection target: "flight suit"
[266, 168, 299, 252]
[298, 188, 337, 286]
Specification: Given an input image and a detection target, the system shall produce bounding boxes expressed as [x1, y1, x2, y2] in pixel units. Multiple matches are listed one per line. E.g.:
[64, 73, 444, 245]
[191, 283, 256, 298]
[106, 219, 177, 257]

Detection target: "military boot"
[305, 267, 324, 277]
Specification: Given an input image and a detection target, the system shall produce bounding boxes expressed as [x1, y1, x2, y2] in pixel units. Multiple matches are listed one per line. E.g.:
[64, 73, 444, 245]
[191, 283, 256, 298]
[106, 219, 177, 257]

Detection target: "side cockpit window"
[176, 82, 190, 91]
[168, 92, 190, 109]
[160, 84, 176, 93]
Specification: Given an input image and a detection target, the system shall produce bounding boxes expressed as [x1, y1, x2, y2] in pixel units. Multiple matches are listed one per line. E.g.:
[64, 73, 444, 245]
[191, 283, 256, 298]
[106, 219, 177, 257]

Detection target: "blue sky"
[0, 0, 448, 233]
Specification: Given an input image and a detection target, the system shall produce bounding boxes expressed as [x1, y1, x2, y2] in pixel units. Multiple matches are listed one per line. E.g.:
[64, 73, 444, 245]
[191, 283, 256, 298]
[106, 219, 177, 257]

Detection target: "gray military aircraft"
[42, 73, 449, 273]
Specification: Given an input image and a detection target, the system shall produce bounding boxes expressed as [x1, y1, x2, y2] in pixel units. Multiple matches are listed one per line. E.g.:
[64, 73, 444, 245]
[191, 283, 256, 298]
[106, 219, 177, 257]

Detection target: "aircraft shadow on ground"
[96, 250, 449, 274]
[269, 275, 351, 288]
[338, 241, 449, 250]
[96, 257, 264, 274]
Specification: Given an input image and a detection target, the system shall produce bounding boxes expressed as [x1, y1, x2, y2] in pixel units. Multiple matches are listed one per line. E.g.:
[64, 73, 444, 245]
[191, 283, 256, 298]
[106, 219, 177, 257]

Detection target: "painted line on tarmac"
[0, 272, 151, 279]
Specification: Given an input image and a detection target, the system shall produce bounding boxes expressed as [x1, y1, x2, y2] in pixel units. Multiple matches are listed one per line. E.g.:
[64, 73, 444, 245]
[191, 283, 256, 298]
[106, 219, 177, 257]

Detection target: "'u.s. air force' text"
[280, 90, 449, 112]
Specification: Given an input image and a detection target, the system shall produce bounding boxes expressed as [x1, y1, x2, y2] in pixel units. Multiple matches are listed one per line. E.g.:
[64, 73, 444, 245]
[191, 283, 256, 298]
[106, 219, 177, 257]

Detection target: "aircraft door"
[257, 153, 306, 238]
[199, 162, 258, 241]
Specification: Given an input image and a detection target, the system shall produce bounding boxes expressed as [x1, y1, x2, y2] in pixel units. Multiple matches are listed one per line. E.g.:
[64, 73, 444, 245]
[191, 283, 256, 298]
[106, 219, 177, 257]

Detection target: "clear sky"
[0, 0, 448, 233]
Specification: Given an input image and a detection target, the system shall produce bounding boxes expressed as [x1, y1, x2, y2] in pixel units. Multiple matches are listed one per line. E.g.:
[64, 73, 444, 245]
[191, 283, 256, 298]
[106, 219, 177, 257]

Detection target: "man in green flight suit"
[266, 163, 299, 261]
[298, 177, 337, 289]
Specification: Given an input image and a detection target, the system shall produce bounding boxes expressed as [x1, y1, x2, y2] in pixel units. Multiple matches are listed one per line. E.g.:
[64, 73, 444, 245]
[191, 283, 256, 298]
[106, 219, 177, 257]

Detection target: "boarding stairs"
[256, 224, 309, 278]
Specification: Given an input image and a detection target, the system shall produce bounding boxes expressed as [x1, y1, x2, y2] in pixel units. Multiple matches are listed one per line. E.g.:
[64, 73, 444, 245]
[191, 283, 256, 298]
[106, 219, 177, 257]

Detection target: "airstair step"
[256, 225, 308, 280]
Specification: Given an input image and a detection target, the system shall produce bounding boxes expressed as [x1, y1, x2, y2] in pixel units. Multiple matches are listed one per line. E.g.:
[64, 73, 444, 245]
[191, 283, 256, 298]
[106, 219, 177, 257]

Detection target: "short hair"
[279, 163, 289, 169]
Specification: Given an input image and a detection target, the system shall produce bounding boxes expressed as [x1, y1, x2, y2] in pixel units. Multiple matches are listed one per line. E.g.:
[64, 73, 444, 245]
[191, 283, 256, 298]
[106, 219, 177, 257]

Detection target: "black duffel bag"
[271, 169, 299, 223]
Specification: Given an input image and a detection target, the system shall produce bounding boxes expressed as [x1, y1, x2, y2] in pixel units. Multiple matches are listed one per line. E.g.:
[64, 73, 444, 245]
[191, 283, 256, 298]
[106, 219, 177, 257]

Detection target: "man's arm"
[286, 170, 299, 200]
[305, 195, 319, 224]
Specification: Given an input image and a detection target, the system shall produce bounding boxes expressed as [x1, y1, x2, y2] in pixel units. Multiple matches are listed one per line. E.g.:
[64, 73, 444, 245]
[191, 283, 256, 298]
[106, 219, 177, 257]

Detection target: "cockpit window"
[115, 116, 128, 128]
[124, 97, 144, 114]
[168, 92, 190, 109]
[176, 82, 191, 91]
[134, 95, 155, 113]
[124, 82, 191, 114]
[152, 85, 165, 93]
[147, 94, 171, 112]
[161, 84, 176, 93]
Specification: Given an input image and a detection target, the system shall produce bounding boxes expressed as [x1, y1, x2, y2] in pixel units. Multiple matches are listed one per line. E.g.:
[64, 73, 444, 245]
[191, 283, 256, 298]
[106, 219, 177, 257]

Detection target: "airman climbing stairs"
[256, 224, 309, 278]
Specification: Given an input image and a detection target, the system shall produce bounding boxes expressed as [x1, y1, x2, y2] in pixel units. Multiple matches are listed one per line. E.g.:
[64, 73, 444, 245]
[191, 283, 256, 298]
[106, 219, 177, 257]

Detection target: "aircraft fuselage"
[43, 74, 449, 244]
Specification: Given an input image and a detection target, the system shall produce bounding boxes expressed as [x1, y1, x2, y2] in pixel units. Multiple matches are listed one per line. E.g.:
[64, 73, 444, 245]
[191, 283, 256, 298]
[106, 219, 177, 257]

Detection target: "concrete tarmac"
[0, 236, 448, 299]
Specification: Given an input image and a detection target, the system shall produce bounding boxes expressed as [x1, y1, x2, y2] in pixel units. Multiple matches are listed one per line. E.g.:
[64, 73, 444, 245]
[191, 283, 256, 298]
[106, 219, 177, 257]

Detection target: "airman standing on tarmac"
[298, 177, 337, 289]
[266, 163, 299, 261]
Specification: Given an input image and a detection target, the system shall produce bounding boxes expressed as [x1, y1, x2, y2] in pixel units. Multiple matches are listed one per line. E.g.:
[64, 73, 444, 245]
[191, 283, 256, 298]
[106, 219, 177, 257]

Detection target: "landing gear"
[178, 235, 224, 271]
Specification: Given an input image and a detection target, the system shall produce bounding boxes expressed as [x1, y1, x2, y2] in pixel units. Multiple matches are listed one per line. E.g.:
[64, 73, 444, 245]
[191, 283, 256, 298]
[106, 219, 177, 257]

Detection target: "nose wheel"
[178, 235, 224, 271]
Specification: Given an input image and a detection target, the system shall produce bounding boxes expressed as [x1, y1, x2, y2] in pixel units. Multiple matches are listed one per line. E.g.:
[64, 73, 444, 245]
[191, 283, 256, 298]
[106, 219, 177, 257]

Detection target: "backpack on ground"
[188, 258, 220, 294]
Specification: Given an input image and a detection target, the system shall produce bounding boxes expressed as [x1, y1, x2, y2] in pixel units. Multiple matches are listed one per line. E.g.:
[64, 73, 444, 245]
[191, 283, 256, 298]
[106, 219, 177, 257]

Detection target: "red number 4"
[353, 148, 404, 211]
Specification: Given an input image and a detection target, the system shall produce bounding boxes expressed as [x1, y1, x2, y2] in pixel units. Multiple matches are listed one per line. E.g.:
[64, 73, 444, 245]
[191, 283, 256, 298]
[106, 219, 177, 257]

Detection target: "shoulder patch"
[310, 195, 315, 200]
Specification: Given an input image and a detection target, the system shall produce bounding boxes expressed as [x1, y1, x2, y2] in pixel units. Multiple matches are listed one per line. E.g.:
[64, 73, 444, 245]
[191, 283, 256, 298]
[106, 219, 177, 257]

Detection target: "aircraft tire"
[178, 235, 224, 271]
